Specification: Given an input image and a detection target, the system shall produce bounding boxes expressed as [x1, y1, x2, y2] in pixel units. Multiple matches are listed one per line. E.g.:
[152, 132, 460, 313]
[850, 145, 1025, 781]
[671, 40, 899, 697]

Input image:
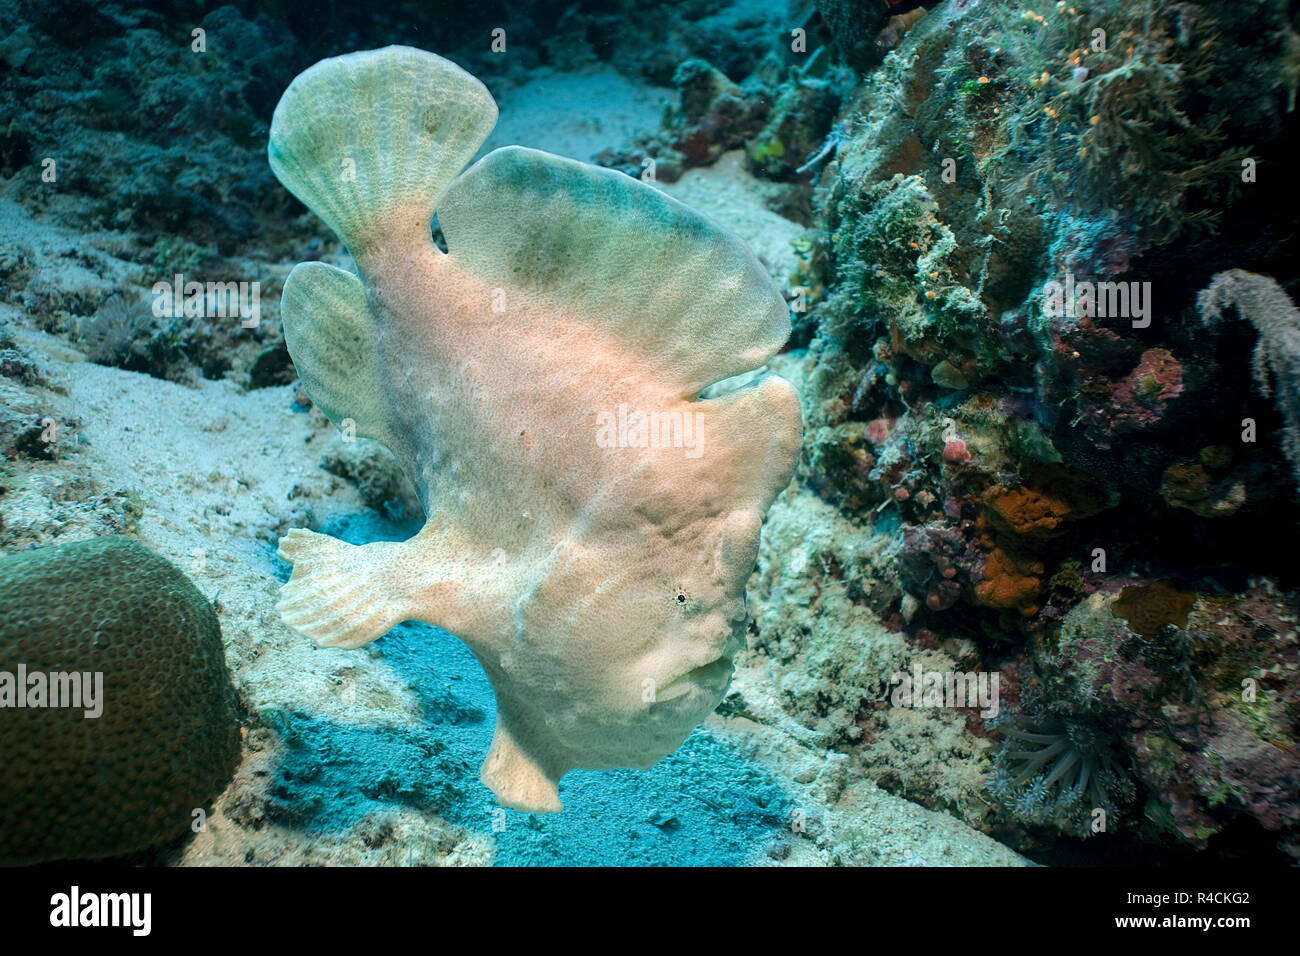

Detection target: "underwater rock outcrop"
[0, 536, 241, 864]
[756, 0, 1300, 861]
[268, 48, 801, 813]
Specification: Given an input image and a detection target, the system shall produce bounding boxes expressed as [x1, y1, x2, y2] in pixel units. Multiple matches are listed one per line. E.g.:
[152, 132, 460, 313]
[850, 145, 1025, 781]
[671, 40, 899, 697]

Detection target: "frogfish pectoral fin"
[277, 527, 501, 650]
[480, 712, 565, 814]
[276, 529, 414, 649]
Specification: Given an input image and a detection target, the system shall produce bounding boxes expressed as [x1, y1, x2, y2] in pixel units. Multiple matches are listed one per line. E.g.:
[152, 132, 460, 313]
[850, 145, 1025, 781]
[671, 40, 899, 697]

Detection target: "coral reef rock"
[0, 536, 241, 864]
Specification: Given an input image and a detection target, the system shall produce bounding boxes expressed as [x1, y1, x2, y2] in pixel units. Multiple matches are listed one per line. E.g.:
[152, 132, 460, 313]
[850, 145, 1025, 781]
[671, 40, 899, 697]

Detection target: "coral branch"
[1198, 269, 1300, 493]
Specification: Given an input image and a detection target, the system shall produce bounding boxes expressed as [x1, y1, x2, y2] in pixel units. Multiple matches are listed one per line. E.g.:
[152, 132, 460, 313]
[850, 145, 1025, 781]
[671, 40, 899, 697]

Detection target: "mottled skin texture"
[269, 47, 800, 811]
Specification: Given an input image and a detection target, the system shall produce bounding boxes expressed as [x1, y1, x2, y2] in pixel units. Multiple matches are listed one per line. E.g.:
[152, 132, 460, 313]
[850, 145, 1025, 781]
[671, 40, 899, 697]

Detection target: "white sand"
[0, 121, 1026, 866]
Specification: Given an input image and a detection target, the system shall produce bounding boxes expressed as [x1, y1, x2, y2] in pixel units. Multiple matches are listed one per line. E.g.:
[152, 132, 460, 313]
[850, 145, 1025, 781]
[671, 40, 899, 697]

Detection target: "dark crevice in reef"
[1084, 495, 1300, 593]
[1022, 815, 1294, 868]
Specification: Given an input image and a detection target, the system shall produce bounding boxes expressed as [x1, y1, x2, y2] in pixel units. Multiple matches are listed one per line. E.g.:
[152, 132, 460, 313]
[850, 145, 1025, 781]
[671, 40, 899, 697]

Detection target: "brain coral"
[0, 537, 241, 864]
[267, 47, 801, 812]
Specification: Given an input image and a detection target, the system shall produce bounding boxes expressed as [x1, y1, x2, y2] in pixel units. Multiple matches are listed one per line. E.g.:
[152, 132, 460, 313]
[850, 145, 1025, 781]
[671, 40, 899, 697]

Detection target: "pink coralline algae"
[942, 437, 972, 464]
[1078, 348, 1184, 448]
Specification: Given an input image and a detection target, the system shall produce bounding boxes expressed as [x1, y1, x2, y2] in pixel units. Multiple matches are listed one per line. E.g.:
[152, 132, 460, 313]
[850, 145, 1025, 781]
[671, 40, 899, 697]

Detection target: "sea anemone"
[989, 715, 1134, 838]
[78, 293, 154, 368]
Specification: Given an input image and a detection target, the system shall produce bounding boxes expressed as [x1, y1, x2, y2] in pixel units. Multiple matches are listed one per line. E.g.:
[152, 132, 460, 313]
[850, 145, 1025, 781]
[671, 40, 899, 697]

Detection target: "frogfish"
[268, 47, 801, 812]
